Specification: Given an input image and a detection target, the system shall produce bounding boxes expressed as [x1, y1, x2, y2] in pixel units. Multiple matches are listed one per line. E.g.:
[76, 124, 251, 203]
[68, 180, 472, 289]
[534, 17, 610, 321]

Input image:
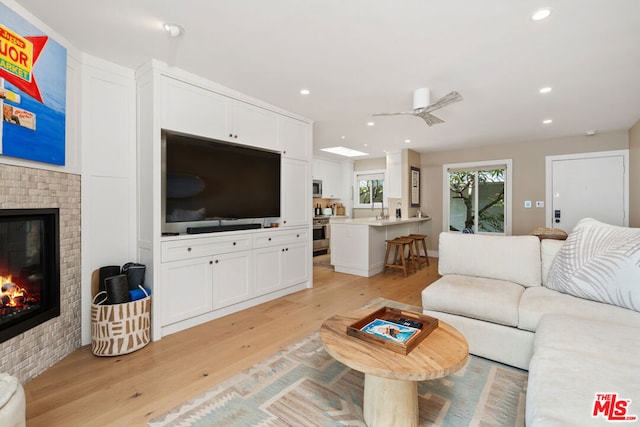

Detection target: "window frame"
[442, 159, 513, 235]
[353, 169, 386, 209]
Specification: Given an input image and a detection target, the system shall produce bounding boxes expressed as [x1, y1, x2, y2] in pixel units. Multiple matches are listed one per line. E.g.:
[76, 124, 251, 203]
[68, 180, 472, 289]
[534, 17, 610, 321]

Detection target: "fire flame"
[1, 275, 27, 307]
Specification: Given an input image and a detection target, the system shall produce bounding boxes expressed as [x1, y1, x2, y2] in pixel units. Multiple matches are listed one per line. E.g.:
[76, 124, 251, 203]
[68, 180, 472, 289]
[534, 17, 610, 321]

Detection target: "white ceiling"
[14, 0, 640, 159]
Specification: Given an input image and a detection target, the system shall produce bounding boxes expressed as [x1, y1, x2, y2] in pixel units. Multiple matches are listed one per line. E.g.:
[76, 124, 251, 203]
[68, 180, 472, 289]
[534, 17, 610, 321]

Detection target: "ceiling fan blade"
[372, 111, 415, 117]
[424, 91, 463, 113]
[415, 111, 444, 126]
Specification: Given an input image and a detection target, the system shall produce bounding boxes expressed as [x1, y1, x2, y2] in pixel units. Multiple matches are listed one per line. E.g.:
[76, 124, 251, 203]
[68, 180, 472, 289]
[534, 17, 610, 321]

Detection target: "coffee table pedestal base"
[363, 374, 418, 427]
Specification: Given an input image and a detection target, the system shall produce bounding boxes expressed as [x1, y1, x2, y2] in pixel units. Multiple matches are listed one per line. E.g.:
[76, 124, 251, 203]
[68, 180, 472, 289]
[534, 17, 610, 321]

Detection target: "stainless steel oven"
[313, 217, 330, 256]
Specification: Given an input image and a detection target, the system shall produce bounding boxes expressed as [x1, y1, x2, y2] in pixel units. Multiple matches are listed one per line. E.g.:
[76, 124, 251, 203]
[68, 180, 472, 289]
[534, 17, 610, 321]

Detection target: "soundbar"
[186, 223, 262, 234]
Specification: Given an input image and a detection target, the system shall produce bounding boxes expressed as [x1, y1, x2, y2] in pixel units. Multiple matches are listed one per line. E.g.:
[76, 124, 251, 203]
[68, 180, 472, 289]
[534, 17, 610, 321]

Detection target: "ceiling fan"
[373, 88, 463, 126]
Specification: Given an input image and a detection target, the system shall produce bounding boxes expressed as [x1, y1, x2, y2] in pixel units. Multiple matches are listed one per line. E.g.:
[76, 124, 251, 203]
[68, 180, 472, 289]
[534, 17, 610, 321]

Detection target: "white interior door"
[546, 151, 628, 232]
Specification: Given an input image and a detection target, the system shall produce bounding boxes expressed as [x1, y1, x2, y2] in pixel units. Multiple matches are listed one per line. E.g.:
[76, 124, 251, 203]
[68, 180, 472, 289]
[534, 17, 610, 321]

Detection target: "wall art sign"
[411, 166, 420, 207]
[0, 3, 66, 165]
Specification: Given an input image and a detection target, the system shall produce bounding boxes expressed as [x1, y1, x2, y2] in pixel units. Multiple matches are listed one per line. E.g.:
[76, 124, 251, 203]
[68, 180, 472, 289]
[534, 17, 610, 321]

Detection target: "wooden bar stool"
[384, 237, 417, 277]
[407, 234, 430, 267]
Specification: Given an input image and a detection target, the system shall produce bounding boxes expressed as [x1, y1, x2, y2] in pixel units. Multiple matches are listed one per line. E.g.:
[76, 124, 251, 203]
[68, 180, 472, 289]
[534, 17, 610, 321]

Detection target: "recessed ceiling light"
[531, 8, 552, 21]
[586, 130, 598, 136]
[300, 89, 310, 95]
[367, 122, 375, 126]
[404, 139, 411, 143]
[320, 146, 368, 157]
[542, 119, 553, 125]
[341, 135, 346, 139]
[539, 87, 552, 94]
[363, 143, 368, 147]
[163, 23, 184, 37]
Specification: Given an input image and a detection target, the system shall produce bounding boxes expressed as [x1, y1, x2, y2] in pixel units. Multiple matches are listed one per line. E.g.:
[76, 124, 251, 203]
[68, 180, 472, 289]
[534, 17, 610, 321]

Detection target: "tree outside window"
[354, 172, 384, 208]
[448, 168, 506, 233]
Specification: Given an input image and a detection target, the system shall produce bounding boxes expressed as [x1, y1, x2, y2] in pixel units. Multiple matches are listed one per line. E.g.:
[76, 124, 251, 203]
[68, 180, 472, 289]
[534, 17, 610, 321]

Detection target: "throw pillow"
[546, 218, 640, 312]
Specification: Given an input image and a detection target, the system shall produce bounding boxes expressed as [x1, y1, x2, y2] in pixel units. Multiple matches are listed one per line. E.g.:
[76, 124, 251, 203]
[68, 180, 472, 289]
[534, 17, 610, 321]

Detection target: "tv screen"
[163, 131, 281, 226]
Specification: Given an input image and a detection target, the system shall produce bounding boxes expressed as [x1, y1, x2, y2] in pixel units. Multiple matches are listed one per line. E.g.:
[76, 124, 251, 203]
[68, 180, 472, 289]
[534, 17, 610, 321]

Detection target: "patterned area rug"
[149, 332, 527, 426]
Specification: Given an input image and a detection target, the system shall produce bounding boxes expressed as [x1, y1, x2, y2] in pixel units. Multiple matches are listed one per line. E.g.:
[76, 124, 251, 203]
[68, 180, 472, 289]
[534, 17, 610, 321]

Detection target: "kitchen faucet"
[372, 199, 388, 220]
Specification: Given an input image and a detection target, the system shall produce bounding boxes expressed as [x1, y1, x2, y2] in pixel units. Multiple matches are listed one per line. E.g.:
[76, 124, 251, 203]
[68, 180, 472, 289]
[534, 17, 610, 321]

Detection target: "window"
[354, 170, 385, 208]
[443, 160, 512, 235]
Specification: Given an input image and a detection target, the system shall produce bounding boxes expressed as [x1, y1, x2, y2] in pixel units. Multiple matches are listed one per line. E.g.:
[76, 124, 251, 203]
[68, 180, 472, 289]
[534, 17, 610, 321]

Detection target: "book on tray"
[360, 318, 419, 344]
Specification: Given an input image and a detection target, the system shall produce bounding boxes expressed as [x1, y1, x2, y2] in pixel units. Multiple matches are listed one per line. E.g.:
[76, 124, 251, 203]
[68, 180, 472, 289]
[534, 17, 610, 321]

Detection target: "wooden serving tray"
[346, 306, 439, 355]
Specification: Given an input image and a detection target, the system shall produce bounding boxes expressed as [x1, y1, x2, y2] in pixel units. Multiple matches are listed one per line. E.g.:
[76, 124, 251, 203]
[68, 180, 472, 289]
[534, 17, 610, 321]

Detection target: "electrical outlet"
[536, 201, 544, 208]
[524, 200, 532, 208]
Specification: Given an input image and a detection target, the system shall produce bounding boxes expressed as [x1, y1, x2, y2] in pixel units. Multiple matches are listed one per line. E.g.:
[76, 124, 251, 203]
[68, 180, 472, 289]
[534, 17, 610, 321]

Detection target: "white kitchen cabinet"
[279, 115, 310, 160]
[386, 151, 402, 199]
[281, 158, 310, 227]
[312, 158, 343, 199]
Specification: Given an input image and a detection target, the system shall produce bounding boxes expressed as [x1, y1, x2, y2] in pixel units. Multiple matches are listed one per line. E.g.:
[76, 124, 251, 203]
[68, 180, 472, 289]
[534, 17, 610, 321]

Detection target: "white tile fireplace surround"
[0, 164, 81, 383]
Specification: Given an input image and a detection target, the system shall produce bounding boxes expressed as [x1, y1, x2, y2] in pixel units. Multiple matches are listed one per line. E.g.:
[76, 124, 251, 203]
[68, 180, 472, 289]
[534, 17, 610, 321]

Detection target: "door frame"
[545, 150, 629, 228]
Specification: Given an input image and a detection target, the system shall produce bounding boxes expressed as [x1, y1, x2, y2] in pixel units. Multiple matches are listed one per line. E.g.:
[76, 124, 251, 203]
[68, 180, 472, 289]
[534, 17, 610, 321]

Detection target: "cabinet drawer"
[253, 228, 308, 248]
[162, 235, 252, 262]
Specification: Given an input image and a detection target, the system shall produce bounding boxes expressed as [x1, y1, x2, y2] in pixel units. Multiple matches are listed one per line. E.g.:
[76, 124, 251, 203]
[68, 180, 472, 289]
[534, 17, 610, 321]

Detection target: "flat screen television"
[162, 130, 281, 234]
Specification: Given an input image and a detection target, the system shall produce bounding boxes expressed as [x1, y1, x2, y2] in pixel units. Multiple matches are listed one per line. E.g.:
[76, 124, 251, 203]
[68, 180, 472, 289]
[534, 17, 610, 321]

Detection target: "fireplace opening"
[0, 208, 60, 343]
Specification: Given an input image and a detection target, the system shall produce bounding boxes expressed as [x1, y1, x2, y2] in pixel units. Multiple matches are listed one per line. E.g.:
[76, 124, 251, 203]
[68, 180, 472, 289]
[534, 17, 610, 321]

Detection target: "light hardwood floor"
[24, 254, 440, 426]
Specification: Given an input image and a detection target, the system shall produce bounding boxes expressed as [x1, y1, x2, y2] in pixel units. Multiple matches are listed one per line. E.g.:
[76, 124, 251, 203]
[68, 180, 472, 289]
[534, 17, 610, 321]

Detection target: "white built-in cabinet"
[282, 158, 310, 227]
[136, 60, 312, 339]
[313, 158, 345, 199]
[386, 151, 402, 199]
[160, 76, 280, 151]
[253, 228, 309, 296]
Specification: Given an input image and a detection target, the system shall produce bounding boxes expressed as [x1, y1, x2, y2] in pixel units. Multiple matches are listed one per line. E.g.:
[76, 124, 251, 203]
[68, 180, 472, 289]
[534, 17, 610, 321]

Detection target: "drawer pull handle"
[233, 242, 236, 246]
[187, 247, 192, 252]
[268, 237, 272, 241]
[297, 234, 300, 238]
[209, 261, 213, 265]
[215, 260, 219, 264]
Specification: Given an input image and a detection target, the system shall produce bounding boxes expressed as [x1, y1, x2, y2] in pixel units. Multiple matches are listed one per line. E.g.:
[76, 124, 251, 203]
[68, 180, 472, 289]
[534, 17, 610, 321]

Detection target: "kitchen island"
[330, 217, 431, 277]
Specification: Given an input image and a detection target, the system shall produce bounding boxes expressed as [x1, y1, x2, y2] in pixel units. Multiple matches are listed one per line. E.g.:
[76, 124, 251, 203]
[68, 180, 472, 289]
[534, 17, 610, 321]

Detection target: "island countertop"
[329, 216, 431, 277]
[330, 216, 431, 226]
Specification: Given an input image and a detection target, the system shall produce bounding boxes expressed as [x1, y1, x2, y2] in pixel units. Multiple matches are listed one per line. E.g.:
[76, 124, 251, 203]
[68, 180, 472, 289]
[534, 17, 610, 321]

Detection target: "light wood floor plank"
[24, 255, 439, 426]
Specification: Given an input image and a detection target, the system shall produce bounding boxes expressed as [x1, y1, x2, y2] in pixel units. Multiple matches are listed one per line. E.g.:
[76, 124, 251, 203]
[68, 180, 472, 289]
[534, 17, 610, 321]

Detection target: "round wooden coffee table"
[320, 305, 468, 427]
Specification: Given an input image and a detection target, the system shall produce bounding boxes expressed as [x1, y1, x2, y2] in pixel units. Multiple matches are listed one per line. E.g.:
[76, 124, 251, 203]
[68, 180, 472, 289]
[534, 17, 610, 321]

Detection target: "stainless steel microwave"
[312, 180, 323, 198]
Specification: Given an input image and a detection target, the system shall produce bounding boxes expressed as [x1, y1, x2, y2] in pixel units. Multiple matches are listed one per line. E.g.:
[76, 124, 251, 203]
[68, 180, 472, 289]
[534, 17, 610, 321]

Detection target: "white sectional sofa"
[421, 218, 640, 426]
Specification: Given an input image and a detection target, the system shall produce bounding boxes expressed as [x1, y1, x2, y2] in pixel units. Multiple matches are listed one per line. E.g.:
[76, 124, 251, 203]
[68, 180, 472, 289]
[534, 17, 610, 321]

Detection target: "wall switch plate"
[536, 201, 544, 208]
[524, 200, 532, 208]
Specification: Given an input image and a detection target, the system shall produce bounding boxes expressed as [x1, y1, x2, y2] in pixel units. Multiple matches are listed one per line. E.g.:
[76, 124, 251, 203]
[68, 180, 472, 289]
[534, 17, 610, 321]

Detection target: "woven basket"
[91, 296, 151, 356]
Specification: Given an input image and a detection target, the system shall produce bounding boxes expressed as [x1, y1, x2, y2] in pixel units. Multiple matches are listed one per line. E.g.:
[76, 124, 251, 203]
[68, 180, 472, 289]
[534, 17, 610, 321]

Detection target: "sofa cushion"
[519, 286, 640, 332]
[546, 218, 640, 312]
[527, 314, 640, 427]
[422, 274, 524, 327]
[438, 232, 541, 287]
[540, 239, 564, 286]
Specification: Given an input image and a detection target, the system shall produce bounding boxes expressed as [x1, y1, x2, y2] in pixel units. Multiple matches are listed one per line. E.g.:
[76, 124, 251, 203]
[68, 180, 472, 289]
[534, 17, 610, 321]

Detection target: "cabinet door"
[281, 158, 309, 227]
[283, 242, 309, 287]
[386, 151, 402, 199]
[253, 246, 284, 297]
[161, 257, 213, 326]
[160, 76, 232, 140]
[279, 116, 310, 160]
[232, 100, 279, 151]
[212, 250, 252, 309]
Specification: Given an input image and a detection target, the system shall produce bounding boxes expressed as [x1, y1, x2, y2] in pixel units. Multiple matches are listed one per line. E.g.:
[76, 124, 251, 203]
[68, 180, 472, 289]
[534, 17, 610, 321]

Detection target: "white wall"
[79, 55, 137, 344]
